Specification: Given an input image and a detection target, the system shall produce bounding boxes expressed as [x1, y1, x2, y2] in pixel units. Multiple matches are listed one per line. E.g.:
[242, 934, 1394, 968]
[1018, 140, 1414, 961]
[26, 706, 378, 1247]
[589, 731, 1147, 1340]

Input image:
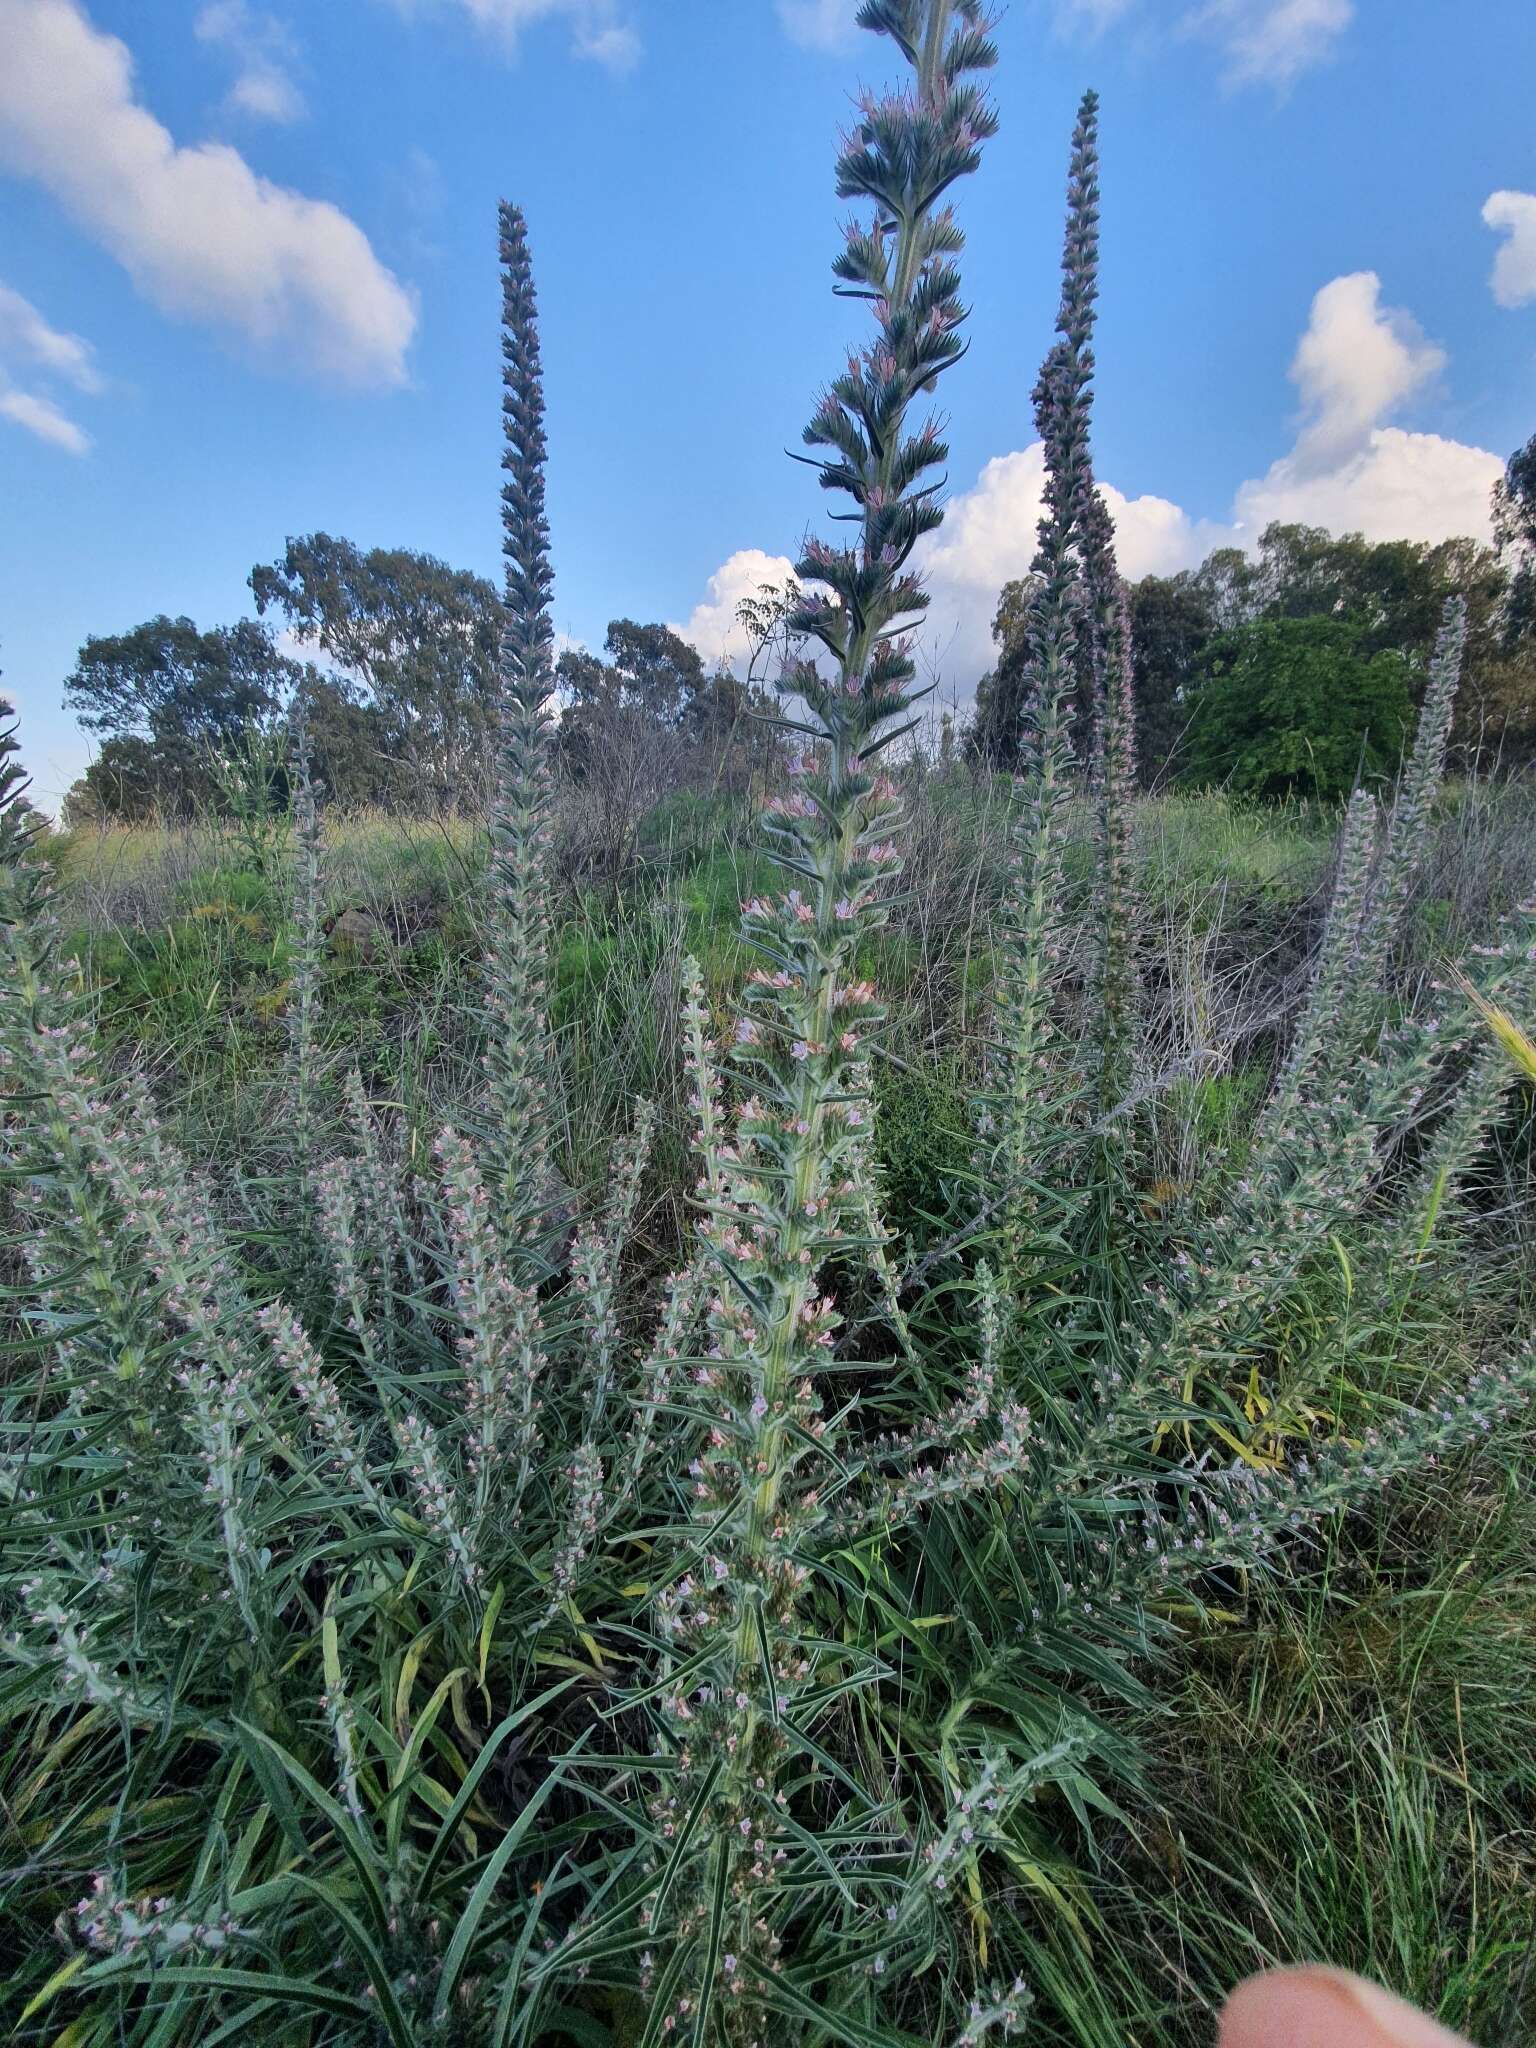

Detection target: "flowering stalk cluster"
[394, 1408, 481, 1599]
[985, 93, 1142, 1290]
[623, 964, 722, 1497]
[1261, 596, 1469, 1148]
[1400, 906, 1536, 1246]
[73, 1871, 245, 1963]
[6, 30, 1536, 2045]
[435, 1124, 547, 1522]
[1359, 597, 1467, 980]
[3, 983, 272, 1635]
[983, 164, 1088, 1284]
[1052, 92, 1138, 1107]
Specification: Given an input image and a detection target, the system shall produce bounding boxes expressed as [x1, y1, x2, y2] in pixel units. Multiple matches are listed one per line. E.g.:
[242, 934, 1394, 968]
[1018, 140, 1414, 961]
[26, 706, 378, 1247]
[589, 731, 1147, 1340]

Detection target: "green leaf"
[432, 1750, 577, 2024]
[418, 1675, 577, 1896]
[690, 1835, 733, 2048]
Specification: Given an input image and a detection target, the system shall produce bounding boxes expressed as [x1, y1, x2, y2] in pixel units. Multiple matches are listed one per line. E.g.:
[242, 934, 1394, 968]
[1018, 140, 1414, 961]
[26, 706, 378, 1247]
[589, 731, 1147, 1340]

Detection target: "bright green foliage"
[1156, 517, 1536, 771]
[1181, 613, 1416, 800]
[1126, 572, 1216, 786]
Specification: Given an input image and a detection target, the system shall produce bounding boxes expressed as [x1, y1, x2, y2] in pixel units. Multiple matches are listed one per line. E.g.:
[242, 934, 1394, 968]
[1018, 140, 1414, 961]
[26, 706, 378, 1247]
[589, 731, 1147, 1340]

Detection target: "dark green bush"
[1182, 615, 1415, 802]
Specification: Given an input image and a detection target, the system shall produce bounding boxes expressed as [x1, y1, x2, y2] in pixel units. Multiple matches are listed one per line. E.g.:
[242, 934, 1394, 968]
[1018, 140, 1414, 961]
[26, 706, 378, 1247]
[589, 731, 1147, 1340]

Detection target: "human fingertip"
[1218, 1966, 1472, 2048]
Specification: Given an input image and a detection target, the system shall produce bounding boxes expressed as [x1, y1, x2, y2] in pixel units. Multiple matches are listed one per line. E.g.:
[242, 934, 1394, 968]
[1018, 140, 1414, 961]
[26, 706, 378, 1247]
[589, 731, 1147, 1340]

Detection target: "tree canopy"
[251, 534, 504, 807]
[555, 618, 770, 780]
[63, 616, 294, 819]
[1181, 614, 1414, 802]
[970, 516, 1536, 781]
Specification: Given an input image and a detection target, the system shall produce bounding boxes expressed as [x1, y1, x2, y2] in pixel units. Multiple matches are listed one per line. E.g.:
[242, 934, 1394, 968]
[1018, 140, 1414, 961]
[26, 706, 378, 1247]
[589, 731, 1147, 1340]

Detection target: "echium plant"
[1054, 94, 1140, 1110]
[0, 216, 670, 2047]
[984, 96, 1140, 1283]
[284, 705, 325, 1195]
[5, 31, 1536, 2048]
[550, 48, 1536, 2048]
[482, 198, 559, 1246]
[984, 98, 1102, 1285]
[570, 5, 1054, 2037]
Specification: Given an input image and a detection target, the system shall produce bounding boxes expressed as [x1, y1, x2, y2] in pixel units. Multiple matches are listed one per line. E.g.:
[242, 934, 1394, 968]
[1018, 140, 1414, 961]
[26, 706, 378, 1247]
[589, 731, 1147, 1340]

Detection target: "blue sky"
[1, 0, 1533, 805]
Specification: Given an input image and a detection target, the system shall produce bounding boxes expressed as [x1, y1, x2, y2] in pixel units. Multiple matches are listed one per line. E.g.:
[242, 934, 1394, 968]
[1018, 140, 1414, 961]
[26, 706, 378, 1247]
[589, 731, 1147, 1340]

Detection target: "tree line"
[61, 532, 780, 825]
[60, 430, 1536, 822]
[973, 438, 1536, 798]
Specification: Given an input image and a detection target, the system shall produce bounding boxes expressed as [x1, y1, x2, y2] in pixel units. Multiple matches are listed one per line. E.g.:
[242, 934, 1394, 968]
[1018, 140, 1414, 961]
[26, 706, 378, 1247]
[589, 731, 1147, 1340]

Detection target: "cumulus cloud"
[776, 0, 859, 52]
[1483, 190, 1536, 311]
[1232, 271, 1499, 543]
[0, 386, 91, 453]
[914, 447, 1232, 684]
[1284, 271, 1444, 468]
[1232, 427, 1501, 543]
[670, 547, 799, 669]
[195, 1, 307, 125]
[0, 280, 99, 452]
[0, 0, 417, 386]
[386, 0, 640, 69]
[1183, 0, 1353, 86]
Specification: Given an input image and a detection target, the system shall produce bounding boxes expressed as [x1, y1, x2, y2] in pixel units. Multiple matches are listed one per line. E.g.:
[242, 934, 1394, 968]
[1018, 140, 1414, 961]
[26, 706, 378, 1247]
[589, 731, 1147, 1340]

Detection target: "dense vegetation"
[4, 8, 1536, 2046]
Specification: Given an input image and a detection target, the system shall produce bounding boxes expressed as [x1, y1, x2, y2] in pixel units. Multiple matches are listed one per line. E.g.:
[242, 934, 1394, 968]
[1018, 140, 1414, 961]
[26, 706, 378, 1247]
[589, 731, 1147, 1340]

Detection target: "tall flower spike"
[482, 201, 558, 1246]
[1346, 594, 1467, 1012]
[285, 707, 325, 1194]
[638, 0, 998, 2017]
[1257, 596, 1466, 1150]
[1050, 91, 1139, 1108]
[987, 101, 1115, 1285]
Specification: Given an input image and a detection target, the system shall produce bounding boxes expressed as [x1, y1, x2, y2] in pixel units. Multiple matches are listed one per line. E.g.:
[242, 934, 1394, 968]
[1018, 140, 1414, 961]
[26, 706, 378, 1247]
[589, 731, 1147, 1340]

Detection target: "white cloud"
[0, 281, 100, 391]
[0, 386, 91, 453]
[574, 20, 640, 66]
[1184, 0, 1353, 86]
[669, 548, 799, 669]
[1060, 0, 1352, 87]
[776, 0, 859, 52]
[1483, 190, 1536, 311]
[1285, 271, 1444, 469]
[1057, 0, 1137, 26]
[915, 447, 1230, 683]
[388, 0, 640, 69]
[195, 2, 306, 124]
[0, 0, 417, 387]
[1232, 271, 1499, 543]
[0, 280, 98, 453]
[1233, 427, 1501, 543]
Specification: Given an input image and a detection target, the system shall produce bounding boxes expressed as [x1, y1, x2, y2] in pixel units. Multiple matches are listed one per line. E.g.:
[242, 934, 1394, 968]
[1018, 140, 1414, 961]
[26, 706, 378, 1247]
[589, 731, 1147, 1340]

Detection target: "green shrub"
[1182, 614, 1416, 802]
